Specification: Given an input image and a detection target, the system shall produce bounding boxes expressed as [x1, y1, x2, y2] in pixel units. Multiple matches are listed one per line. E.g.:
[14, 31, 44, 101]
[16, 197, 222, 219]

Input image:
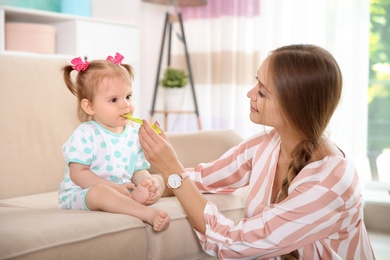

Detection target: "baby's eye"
[126, 95, 132, 100]
[110, 98, 118, 103]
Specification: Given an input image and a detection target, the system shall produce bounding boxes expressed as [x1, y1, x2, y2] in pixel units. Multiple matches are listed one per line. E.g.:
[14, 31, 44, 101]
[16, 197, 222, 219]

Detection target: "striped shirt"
[187, 129, 375, 259]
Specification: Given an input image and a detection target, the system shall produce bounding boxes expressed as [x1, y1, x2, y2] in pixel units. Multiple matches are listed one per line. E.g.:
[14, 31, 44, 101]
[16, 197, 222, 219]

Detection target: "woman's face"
[247, 56, 284, 128]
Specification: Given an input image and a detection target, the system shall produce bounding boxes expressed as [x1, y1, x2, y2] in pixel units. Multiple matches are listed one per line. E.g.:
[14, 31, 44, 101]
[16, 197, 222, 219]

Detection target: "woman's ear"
[81, 99, 94, 115]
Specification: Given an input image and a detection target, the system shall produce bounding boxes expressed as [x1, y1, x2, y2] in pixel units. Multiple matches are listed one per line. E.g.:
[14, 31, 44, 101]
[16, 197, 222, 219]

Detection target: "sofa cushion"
[0, 188, 247, 260]
[0, 207, 147, 260]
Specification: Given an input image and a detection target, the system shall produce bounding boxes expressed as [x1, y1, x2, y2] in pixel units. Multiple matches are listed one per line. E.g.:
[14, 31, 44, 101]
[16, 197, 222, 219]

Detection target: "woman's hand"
[138, 120, 185, 179]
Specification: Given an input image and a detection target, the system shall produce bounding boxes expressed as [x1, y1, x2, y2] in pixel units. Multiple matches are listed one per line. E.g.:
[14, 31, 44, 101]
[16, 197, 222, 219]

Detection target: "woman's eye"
[255, 76, 265, 97]
[258, 86, 266, 97]
[258, 90, 265, 98]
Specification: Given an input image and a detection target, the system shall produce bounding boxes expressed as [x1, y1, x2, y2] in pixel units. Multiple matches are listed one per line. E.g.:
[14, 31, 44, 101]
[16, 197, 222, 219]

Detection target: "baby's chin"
[109, 125, 127, 134]
[98, 120, 127, 132]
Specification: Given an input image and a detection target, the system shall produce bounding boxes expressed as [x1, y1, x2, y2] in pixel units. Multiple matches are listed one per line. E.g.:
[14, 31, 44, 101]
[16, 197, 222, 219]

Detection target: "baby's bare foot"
[152, 210, 170, 232]
[131, 179, 151, 204]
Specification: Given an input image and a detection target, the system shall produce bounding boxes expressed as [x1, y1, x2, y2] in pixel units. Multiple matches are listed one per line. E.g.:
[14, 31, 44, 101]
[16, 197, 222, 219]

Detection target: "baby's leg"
[85, 184, 170, 232]
[131, 178, 152, 205]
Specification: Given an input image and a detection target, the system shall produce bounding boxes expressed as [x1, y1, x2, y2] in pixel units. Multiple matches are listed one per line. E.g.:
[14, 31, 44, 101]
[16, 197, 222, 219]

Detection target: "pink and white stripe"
[186, 129, 375, 259]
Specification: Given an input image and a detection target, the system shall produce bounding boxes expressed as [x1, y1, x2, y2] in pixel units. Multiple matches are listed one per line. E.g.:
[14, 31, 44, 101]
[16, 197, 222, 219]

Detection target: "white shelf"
[0, 5, 139, 60]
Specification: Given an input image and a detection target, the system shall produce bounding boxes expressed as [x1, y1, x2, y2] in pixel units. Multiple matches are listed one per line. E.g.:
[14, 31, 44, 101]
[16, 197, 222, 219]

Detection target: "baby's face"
[90, 77, 134, 133]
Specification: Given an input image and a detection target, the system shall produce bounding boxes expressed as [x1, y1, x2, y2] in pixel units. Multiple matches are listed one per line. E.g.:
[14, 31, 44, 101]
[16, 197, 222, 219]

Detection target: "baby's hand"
[116, 183, 135, 197]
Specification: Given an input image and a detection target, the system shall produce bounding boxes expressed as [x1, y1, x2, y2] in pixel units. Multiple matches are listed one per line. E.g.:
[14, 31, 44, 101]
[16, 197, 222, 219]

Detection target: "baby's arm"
[69, 162, 132, 196]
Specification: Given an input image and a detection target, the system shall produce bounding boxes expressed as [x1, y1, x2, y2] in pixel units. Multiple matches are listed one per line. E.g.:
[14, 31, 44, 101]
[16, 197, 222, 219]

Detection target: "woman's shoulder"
[294, 155, 357, 191]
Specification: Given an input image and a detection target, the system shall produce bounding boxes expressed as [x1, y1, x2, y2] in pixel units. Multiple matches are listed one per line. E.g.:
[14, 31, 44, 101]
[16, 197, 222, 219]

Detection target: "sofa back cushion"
[0, 54, 79, 199]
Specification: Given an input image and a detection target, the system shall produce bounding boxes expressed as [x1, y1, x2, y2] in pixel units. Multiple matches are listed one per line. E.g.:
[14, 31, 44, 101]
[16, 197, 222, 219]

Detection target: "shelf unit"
[0, 6, 139, 59]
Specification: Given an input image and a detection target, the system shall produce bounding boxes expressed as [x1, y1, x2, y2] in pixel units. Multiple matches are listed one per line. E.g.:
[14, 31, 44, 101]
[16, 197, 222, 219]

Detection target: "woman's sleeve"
[194, 158, 361, 259]
[187, 134, 263, 194]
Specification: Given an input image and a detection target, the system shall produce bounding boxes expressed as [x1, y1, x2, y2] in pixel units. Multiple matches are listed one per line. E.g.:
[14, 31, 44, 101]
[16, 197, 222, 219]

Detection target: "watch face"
[168, 174, 182, 189]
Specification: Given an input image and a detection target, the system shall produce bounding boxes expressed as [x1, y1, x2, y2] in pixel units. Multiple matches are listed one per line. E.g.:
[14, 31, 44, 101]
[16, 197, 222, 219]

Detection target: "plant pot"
[163, 88, 185, 111]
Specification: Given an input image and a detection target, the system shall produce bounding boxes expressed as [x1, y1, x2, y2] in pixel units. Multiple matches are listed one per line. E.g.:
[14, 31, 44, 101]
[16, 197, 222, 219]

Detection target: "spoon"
[122, 114, 161, 134]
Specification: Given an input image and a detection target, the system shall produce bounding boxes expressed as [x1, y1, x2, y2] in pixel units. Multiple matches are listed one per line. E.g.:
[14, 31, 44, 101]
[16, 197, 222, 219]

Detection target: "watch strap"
[181, 172, 190, 180]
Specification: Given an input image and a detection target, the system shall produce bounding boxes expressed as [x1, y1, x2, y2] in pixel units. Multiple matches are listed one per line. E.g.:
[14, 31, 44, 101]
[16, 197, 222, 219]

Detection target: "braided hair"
[269, 44, 342, 259]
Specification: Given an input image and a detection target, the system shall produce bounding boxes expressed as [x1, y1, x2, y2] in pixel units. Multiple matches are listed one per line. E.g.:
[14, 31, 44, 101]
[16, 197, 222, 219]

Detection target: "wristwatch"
[167, 173, 189, 189]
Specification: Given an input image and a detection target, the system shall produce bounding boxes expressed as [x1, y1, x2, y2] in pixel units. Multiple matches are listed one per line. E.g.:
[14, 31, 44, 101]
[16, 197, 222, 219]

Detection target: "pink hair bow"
[106, 52, 124, 65]
[71, 57, 89, 72]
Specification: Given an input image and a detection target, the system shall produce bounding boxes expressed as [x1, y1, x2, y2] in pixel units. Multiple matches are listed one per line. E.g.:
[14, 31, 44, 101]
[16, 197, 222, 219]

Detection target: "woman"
[139, 44, 375, 259]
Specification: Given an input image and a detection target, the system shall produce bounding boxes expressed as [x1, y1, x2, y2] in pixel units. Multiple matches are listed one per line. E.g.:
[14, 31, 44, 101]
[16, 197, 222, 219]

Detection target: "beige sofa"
[0, 54, 247, 260]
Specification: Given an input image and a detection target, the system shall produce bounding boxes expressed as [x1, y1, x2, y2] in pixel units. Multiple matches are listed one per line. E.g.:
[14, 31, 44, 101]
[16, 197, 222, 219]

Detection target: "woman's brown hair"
[269, 44, 342, 259]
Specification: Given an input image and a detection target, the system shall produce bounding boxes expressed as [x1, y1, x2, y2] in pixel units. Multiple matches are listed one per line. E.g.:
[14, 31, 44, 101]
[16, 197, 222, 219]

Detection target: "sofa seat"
[0, 207, 147, 260]
[0, 188, 248, 260]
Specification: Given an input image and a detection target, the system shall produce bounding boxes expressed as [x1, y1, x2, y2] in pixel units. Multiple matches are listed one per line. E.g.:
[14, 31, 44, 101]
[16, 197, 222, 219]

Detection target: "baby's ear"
[81, 99, 94, 115]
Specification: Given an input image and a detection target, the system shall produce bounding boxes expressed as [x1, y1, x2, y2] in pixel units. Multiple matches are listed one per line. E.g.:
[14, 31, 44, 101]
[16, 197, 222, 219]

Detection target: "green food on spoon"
[122, 114, 161, 134]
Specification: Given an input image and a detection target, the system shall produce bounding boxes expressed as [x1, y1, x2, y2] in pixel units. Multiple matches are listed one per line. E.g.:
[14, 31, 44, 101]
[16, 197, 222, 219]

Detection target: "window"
[368, 0, 390, 184]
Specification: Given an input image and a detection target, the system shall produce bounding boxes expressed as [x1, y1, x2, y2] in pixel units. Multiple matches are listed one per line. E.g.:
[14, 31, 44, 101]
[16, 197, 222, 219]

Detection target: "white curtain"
[162, 0, 369, 172]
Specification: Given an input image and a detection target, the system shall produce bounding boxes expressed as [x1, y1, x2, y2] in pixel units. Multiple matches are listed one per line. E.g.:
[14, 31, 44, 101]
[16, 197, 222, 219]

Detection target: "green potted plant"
[160, 67, 188, 88]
